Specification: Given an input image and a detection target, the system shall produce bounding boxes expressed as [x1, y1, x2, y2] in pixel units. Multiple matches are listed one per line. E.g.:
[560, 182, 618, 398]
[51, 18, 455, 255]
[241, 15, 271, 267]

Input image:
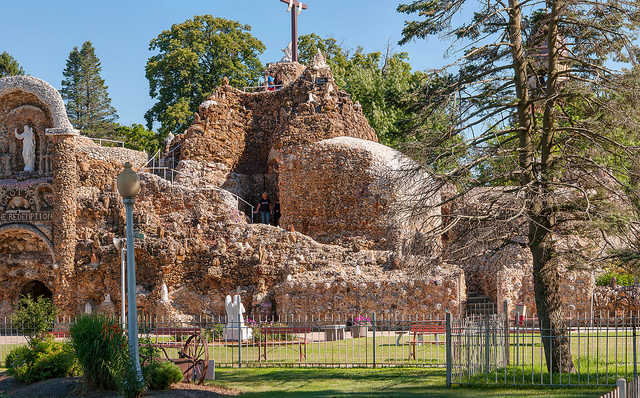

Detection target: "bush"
[6, 337, 79, 383]
[596, 271, 635, 287]
[70, 314, 128, 390]
[12, 295, 57, 344]
[144, 361, 183, 390]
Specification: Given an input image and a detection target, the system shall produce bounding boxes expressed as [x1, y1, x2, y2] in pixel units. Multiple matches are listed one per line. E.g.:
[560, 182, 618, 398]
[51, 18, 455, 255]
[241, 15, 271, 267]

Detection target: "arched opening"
[19, 280, 53, 300]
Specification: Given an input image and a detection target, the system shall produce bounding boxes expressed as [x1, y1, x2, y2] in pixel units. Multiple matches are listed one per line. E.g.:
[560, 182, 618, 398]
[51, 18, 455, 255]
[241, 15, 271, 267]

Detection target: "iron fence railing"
[451, 310, 640, 387]
[90, 137, 125, 148]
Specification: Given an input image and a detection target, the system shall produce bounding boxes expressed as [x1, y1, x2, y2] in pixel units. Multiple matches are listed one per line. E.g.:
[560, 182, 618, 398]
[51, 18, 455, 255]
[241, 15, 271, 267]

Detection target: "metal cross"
[280, 0, 308, 62]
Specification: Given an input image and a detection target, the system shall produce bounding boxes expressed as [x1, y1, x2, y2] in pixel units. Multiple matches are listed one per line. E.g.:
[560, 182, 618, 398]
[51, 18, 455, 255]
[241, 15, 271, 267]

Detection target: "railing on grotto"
[140, 147, 255, 223]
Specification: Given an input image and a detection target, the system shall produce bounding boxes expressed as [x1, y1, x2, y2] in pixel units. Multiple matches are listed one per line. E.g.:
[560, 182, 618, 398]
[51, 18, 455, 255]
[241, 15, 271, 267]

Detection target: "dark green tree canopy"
[60, 41, 118, 133]
[297, 34, 429, 147]
[145, 15, 265, 138]
[0, 52, 24, 77]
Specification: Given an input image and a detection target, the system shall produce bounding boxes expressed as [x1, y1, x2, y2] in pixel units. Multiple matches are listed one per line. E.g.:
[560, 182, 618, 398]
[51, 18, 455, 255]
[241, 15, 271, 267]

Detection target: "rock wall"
[275, 265, 466, 318]
[279, 136, 440, 252]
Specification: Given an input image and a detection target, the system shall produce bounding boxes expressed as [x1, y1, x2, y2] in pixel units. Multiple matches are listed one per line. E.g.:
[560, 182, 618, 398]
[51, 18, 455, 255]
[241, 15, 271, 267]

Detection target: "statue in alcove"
[14, 125, 36, 172]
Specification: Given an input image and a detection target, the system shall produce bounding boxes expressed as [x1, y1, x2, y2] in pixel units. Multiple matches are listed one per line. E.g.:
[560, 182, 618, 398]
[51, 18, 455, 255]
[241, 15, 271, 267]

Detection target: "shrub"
[12, 295, 57, 344]
[6, 337, 79, 383]
[596, 271, 635, 287]
[70, 314, 128, 390]
[144, 361, 183, 390]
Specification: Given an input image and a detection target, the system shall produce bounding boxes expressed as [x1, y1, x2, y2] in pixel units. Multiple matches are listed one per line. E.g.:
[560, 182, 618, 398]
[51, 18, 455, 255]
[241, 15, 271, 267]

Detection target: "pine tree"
[0, 52, 24, 77]
[61, 41, 118, 132]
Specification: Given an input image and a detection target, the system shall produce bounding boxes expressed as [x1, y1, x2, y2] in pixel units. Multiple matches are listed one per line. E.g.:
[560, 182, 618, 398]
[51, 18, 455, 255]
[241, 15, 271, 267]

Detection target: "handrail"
[91, 137, 125, 147]
[140, 149, 162, 171]
[145, 166, 254, 223]
[242, 84, 284, 93]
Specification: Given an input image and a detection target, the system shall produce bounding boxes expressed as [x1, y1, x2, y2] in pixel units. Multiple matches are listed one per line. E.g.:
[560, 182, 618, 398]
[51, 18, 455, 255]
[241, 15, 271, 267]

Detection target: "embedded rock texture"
[279, 136, 440, 252]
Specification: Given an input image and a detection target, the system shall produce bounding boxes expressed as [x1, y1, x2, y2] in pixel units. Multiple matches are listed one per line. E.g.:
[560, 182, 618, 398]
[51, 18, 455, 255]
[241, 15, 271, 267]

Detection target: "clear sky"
[1, 1, 449, 126]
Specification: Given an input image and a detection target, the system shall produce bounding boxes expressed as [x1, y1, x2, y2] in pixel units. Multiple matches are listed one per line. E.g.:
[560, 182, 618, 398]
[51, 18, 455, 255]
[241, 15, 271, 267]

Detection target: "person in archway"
[254, 192, 271, 224]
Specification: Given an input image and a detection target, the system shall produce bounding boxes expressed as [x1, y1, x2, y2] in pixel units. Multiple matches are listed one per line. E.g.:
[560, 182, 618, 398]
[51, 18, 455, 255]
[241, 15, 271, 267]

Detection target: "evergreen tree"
[0, 52, 24, 77]
[396, 0, 640, 373]
[61, 41, 118, 132]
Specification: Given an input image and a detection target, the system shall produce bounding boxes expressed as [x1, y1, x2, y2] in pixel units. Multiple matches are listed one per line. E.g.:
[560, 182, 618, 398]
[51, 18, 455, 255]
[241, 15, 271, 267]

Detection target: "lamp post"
[117, 162, 142, 382]
[112, 237, 126, 329]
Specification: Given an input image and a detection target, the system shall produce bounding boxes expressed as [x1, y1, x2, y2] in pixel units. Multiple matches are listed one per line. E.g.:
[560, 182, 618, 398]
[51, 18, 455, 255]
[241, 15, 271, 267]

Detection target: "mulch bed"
[0, 373, 239, 397]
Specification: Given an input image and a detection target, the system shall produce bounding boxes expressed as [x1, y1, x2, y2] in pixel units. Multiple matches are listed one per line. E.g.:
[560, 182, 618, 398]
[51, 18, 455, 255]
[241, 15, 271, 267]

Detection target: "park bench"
[407, 322, 446, 360]
[257, 326, 312, 362]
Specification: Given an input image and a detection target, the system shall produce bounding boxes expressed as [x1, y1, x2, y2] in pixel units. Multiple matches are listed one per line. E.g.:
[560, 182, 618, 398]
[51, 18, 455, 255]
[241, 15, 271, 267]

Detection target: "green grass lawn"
[211, 368, 611, 397]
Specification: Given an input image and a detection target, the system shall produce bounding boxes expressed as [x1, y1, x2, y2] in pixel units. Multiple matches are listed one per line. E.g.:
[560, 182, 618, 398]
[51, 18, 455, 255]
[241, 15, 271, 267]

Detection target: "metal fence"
[3, 308, 640, 389]
[0, 313, 448, 369]
[450, 311, 640, 388]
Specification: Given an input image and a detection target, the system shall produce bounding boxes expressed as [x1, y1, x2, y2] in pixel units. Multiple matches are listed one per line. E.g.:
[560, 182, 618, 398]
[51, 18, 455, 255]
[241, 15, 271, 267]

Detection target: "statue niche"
[3, 105, 53, 177]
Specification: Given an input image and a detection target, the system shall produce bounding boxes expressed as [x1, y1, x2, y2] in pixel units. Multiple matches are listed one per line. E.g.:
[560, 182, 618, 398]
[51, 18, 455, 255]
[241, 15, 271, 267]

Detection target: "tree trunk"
[531, 0, 576, 374]
[529, 212, 575, 373]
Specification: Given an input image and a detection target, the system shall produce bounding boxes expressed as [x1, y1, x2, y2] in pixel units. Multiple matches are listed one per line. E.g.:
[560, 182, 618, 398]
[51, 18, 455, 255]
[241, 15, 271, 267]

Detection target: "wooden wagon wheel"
[179, 333, 209, 385]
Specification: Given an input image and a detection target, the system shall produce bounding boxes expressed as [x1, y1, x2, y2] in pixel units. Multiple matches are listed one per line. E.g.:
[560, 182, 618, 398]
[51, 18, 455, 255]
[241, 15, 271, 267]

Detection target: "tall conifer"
[0, 52, 24, 77]
[61, 41, 117, 132]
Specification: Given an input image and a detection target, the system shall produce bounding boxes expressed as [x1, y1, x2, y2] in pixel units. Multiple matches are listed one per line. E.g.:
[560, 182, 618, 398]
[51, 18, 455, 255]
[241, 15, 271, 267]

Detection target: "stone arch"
[20, 280, 53, 300]
[0, 76, 76, 133]
[0, 223, 55, 263]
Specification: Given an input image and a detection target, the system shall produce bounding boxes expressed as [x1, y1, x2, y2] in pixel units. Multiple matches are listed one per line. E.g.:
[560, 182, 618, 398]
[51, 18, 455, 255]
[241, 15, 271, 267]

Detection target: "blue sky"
[1, 1, 450, 126]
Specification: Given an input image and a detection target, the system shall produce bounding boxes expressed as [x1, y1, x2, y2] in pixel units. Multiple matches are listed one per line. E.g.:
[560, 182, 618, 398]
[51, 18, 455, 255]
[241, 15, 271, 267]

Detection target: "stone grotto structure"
[0, 57, 611, 320]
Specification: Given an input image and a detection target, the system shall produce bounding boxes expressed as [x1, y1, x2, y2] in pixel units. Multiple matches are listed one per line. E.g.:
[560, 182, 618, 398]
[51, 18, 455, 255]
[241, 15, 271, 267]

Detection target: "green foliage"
[6, 337, 79, 384]
[145, 14, 265, 138]
[61, 41, 118, 131]
[0, 52, 24, 77]
[70, 314, 128, 390]
[13, 295, 56, 344]
[121, 356, 146, 398]
[297, 34, 430, 148]
[114, 123, 160, 154]
[144, 361, 183, 391]
[596, 271, 635, 287]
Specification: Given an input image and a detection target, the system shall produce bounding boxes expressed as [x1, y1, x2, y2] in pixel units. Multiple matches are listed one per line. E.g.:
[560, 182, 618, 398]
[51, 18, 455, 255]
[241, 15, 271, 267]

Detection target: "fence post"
[446, 311, 452, 388]
[485, 311, 490, 377]
[617, 378, 627, 398]
[372, 312, 377, 368]
[503, 300, 509, 367]
[237, 311, 242, 368]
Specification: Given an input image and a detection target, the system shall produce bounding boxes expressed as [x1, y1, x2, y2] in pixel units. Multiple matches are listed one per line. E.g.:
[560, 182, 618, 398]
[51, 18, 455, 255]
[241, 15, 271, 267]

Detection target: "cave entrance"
[20, 280, 53, 301]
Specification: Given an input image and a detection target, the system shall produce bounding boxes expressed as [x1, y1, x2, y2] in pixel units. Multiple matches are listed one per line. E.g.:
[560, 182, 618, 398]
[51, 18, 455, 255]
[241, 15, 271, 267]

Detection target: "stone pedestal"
[223, 326, 253, 341]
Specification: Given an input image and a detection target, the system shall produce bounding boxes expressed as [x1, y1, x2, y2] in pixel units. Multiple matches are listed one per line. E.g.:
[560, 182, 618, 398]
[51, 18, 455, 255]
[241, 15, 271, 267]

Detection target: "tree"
[13, 295, 56, 344]
[0, 52, 24, 77]
[145, 15, 265, 138]
[397, 0, 640, 373]
[113, 123, 160, 154]
[60, 41, 118, 133]
[298, 35, 430, 147]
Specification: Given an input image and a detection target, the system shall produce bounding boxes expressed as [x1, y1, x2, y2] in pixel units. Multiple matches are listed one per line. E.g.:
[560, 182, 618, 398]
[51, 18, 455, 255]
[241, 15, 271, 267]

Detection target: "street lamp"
[112, 237, 126, 329]
[117, 162, 142, 382]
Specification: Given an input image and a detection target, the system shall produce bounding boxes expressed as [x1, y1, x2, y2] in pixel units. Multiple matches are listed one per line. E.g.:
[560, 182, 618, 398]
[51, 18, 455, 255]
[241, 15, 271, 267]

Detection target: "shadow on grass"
[213, 368, 608, 398]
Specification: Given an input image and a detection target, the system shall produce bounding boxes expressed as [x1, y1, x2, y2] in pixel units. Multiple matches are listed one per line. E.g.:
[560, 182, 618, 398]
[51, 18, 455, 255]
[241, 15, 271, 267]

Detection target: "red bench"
[258, 326, 312, 362]
[409, 322, 445, 360]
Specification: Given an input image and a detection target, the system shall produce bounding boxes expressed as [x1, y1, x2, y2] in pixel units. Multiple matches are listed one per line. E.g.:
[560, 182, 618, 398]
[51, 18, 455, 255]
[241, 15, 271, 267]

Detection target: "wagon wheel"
[179, 333, 209, 385]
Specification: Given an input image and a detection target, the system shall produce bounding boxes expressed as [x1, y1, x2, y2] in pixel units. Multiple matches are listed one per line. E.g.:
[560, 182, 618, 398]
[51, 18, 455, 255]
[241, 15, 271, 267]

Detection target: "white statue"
[223, 294, 253, 341]
[160, 283, 169, 303]
[84, 302, 92, 314]
[14, 125, 36, 172]
[312, 49, 328, 69]
[281, 42, 293, 62]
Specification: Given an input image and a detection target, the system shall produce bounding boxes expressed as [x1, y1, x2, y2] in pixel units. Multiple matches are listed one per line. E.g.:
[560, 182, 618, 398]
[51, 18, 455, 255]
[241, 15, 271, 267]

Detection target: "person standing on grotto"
[254, 192, 272, 224]
[266, 73, 276, 91]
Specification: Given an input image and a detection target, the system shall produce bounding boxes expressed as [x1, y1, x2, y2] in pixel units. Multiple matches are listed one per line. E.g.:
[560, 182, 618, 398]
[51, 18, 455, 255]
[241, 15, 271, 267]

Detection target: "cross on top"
[280, 0, 308, 63]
